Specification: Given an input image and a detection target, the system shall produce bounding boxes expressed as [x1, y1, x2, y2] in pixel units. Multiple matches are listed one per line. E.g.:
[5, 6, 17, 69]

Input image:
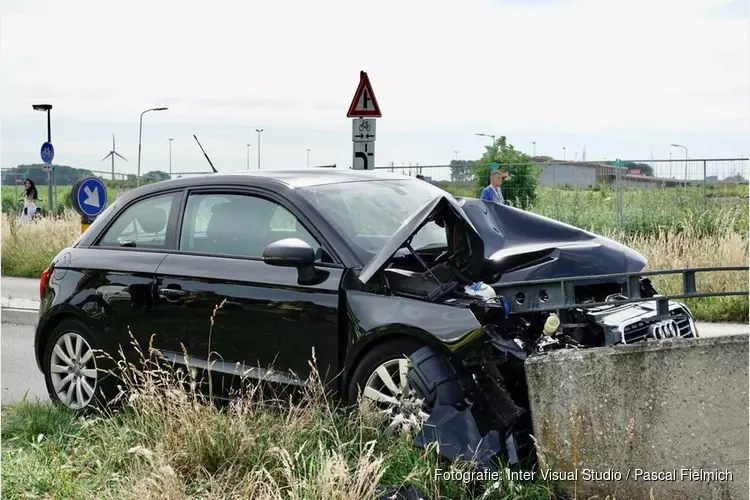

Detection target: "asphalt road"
[1, 323, 47, 404]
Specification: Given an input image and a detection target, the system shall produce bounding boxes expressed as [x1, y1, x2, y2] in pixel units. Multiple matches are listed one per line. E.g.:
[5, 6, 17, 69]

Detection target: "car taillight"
[40, 267, 53, 299]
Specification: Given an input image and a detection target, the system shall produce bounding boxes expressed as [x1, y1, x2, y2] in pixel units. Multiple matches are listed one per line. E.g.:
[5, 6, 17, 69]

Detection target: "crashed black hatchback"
[34, 170, 698, 466]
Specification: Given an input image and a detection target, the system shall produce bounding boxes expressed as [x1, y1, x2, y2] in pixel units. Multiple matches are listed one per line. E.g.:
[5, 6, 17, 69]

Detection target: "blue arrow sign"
[40, 142, 55, 165]
[74, 177, 108, 217]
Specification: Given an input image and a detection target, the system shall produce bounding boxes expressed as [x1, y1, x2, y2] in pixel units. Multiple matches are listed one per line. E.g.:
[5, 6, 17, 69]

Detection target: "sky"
[0, 0, 748, 179]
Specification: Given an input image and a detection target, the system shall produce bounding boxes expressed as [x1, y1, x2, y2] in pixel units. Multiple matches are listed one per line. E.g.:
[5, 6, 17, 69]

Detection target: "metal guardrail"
[494, 266, 749, 316]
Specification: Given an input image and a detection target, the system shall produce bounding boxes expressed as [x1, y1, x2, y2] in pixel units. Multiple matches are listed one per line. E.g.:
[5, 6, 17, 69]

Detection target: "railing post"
[703, 160, 707, 207]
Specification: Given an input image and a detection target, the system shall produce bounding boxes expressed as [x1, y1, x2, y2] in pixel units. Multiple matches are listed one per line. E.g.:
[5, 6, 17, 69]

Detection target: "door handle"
[158, 287, 189, 301]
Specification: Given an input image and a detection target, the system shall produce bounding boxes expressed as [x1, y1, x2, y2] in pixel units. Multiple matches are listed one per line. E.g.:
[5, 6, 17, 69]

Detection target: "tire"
[346, 339, 424, 406]
[347, 340, 465, 434]
[42, 319, 115, 412]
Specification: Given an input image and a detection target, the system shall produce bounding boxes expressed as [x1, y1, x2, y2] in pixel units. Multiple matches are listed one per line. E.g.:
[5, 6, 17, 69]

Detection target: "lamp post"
[306, 148, 311, 167]
[32, 104, 53, 213]
[454, 150, 459, 161]
[246, 143, 251, 170]
[137, 107, 168, 187]
[168, 138, 173, 178]
[562, 146, 567, 161]
[256, 129, 264, 169]
[475, 132, 496, 145]
[532, 141, 536, 157]
[670, 143, 689, 186]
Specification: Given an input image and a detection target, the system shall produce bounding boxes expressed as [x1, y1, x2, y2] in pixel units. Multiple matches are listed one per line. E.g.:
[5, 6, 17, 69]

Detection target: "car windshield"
[299, 178, 450, 263]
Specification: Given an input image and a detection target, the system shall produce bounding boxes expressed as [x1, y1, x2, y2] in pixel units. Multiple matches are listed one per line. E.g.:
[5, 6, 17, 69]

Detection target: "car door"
[80, 190, 182, 361]
[151, 188, 343, 395]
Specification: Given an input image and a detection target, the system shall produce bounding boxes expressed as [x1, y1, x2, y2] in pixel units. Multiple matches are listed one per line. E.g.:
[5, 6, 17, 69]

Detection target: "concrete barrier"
[525, 335, 748, 500]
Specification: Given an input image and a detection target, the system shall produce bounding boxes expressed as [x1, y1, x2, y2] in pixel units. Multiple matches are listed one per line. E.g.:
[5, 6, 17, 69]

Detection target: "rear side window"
[97, 193, 177, 249]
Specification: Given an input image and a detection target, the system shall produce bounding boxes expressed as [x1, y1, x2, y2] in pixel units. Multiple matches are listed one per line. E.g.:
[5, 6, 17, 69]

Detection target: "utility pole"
[168, 138, 173, 177]
[454, 150, 459, 161]
[137, 107, 168, 187]
[32, 104, 53, 213]
[256, 129, 264, 169]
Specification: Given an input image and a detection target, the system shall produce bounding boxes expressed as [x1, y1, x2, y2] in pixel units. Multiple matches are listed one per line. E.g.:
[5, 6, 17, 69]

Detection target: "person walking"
[480, 170, 510, 204]
[20, 178, 39, 222]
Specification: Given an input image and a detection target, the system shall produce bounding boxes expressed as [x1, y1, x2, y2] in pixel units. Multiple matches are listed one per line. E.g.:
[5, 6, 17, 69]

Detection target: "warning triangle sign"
[347, 71, 382, 118]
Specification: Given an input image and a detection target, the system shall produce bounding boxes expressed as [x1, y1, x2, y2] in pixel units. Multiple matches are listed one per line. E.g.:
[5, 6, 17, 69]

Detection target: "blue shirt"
[481, 184, 504, 204]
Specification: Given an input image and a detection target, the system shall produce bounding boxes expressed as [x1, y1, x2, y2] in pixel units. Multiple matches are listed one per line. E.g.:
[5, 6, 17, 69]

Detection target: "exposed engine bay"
[356, 194, 700, 469]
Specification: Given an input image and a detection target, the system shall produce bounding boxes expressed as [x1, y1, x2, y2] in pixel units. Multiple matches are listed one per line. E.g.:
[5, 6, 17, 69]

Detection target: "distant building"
[537, 163, 683, 189]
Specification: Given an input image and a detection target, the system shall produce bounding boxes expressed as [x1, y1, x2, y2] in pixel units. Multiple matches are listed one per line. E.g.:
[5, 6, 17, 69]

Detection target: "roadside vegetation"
[0, 341, 557, 499]
[2, 185, 746, 320]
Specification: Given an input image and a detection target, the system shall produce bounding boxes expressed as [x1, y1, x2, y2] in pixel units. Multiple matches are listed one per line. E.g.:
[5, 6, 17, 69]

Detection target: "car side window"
[97, 193, 176, 249]
[179, 193, 326, 260]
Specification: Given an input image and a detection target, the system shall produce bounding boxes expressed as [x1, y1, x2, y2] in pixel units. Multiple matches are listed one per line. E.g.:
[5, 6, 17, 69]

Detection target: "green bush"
[473, 136, 539, 209]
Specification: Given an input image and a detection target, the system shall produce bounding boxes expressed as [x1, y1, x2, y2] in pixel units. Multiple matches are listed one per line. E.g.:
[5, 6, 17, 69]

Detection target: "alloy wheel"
[49, 332, 98, 410]
[363, 358, 430, 435]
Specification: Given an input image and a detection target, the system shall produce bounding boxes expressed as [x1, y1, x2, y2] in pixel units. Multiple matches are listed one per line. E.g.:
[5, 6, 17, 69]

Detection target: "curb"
[1, 308, 38, 326]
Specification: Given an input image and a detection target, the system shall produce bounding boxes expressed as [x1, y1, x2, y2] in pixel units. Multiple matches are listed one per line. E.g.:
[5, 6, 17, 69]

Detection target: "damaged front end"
[357, 194, 746, 472]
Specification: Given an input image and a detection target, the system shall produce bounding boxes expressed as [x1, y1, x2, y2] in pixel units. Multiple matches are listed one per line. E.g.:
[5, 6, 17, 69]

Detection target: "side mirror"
[262, 238, 315, 268]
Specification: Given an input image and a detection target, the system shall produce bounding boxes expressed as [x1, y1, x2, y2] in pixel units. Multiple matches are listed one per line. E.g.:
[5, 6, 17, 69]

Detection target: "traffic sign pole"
[71, 177, 108, 233]
[347, 71, 381, 170]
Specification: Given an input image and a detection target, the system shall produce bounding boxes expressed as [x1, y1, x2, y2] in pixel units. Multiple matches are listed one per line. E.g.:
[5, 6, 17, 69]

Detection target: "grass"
[444, 184, 748, 237]
[0, 340, 559, 499]
[1, 211, 82, 278]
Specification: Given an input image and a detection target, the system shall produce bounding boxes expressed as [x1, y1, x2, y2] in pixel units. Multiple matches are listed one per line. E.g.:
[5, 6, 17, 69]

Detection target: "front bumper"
[587, 300, 697, 346]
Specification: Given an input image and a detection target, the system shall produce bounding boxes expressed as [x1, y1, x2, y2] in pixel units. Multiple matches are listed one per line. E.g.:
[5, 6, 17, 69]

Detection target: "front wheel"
[347, 340, 464, 435]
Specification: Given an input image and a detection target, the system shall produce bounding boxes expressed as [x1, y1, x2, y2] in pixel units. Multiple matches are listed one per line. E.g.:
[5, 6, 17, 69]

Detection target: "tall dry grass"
[2, 331, 536, 499]
[613, 228, 749, 321]
[1, 211, 81, 277]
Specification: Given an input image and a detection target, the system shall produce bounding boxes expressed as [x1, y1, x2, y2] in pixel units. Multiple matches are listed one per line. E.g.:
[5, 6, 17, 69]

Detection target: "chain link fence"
[376, 158, 748, 236]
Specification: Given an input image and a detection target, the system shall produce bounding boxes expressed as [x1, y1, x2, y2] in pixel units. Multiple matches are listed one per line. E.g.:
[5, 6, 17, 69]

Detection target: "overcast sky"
[1, 0, 748, 177]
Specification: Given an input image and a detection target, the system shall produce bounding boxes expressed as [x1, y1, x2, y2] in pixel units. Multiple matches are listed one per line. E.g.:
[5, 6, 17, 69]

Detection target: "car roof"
[142, 169, 420, 192]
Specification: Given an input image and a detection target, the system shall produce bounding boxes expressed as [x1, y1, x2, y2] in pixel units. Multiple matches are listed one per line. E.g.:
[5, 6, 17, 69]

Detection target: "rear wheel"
[42, 320, 113, 412]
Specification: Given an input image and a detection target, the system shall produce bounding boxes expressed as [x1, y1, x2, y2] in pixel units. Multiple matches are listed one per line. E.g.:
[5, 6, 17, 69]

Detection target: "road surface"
[1, 323, 47, 404]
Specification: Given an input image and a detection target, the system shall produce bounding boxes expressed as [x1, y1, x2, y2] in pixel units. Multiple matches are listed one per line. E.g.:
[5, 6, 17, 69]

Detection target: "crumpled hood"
[358, 194, 647, 286]
[458, 198, 647, 284]
[358, 195, 484, 284]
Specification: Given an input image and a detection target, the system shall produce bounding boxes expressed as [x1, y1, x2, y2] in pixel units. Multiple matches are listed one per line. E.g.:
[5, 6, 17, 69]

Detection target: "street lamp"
[168, 138, 173, 178]
[562, 146, 567, 161]
[670, 143, 689, 186]
[32, 104, 53, 212]
[454, 150, 459, 161]
[532, 141, 536, 157]
[475, 132, 496, 144]
[306, 148, 311, 167]
[246, 143, 251, 170]
[256, 129, 264, 169]
[137, 107, 168, 187]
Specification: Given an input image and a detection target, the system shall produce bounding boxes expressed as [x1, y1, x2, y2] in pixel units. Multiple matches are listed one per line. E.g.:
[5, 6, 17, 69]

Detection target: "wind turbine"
[101, 134, 127, 180]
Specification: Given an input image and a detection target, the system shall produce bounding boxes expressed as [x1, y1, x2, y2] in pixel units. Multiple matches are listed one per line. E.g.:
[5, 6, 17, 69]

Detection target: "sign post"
[347, 71, 382, 170]
[40, 141, 54, 212]
[71, 177, 108, 232]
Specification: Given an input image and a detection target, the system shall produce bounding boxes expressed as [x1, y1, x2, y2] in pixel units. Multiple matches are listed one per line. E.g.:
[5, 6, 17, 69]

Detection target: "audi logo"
[648, 319, 680, 339]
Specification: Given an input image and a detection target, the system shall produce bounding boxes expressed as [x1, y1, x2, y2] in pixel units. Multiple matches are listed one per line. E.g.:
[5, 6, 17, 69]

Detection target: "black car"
[35, 169, 698, 458]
